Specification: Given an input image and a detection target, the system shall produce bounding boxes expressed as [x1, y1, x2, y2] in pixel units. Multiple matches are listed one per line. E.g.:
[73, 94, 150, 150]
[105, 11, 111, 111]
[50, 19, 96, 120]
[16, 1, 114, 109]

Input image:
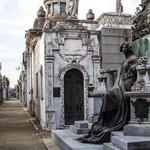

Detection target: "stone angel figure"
[116, 0, 123, 13]
[66, 0, 79, 19]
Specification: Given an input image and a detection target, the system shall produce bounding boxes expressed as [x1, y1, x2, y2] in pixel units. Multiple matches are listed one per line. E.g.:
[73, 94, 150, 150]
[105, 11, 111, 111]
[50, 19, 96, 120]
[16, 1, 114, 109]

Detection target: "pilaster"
[44, 54, 56, 130]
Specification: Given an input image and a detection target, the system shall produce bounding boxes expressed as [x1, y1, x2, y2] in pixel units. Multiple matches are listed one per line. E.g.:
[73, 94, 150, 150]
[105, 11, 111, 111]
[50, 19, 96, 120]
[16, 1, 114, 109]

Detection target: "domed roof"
[37, 6, 46, 18]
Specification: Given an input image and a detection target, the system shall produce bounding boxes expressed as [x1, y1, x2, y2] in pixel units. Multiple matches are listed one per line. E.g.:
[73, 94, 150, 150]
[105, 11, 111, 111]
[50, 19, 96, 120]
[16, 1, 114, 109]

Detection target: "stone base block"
[124, 124, 150, 136]
[70, 125, 89, 134]
[74, 121, 88, 128]
[103, 143, 121, 150]
[111, 131, 123, 137]
[111, 136, 150, 150]
[52, 130, 103, 150]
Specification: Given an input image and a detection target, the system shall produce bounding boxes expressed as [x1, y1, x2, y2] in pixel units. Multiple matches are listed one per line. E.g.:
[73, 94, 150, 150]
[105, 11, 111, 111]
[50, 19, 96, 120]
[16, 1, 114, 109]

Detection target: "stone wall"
[101, 27, 132, 70]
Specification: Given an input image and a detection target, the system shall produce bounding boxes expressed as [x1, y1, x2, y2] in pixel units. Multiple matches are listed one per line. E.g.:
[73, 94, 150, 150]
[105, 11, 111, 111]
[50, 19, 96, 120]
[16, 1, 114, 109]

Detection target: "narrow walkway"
[0, 99, 47, 150]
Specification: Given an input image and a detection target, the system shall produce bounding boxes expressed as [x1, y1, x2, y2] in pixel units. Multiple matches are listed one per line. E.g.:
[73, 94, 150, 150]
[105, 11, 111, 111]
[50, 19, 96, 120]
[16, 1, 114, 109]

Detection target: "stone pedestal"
[124, 124, 150, 136]
[104, 135, 150, 150]
[124, 91, 150, 137]
[103, 91, 150, 150]
[70, 121, 89, 134]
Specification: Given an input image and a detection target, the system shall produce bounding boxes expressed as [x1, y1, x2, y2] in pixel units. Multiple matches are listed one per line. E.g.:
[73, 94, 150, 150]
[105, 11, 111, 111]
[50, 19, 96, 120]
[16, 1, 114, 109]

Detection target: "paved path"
[0, 99, 47, 150]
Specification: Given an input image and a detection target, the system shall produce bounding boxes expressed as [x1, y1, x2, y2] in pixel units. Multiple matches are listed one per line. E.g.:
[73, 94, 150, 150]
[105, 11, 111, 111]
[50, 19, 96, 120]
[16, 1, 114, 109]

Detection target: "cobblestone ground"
[0, 99, 47, 150]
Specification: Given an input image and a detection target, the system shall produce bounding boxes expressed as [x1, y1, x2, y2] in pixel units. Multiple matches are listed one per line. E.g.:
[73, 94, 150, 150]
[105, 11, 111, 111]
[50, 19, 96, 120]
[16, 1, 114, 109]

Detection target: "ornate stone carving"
[86, 9, 95, 21]
[116, 0, 123, 13]
[132, 0, 150, 41]
[132, 99, 150, 122]
[33, 7, 46, 30]
[59, 64, 89, 128]
[66, 0, 79, 19]
[97, 12, 133, 28]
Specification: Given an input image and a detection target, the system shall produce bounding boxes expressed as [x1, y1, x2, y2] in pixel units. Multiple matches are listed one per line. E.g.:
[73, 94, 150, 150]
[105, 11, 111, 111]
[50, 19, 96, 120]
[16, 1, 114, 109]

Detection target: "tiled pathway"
[0, 99, 47, 150]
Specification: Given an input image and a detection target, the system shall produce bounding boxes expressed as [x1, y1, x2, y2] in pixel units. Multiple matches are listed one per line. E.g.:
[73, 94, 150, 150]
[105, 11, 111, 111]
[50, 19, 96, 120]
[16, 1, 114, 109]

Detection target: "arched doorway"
[64, 69, 84, 125]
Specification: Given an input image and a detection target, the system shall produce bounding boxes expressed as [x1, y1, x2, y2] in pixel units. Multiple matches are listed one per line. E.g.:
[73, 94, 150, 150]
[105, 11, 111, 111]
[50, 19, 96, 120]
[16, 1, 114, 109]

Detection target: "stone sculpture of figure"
[135, 7, 141, 16]
[66, 0, 79, 19]
[80, 42, 138, 144]
[116, 0, 123, 13]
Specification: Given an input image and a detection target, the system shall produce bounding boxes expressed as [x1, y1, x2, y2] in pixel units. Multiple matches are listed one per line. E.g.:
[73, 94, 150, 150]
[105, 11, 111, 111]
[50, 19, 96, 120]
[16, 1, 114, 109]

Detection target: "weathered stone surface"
[101, 28, 132, 70]
[52, 130, 104, 150]
[103, 143, 121, 150]
[70, 125, 89, 134]
[74, 121, 88, 128]
[124, 124, 150, 137]
[111, 136, 150, 150]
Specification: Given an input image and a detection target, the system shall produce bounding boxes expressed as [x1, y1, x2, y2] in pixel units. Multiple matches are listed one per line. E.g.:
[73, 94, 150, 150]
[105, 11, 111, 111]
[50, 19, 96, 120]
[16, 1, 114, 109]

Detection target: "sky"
[0, 0, 141, 87]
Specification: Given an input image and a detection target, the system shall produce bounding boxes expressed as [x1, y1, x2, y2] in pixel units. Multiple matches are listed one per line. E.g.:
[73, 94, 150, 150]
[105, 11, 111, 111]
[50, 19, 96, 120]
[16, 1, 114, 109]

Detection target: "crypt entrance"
[64, 69, 84, 125]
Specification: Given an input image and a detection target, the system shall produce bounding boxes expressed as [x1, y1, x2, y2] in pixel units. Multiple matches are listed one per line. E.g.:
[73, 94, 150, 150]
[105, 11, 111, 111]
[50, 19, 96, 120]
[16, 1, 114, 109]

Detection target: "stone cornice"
[26, 29, 43, 51]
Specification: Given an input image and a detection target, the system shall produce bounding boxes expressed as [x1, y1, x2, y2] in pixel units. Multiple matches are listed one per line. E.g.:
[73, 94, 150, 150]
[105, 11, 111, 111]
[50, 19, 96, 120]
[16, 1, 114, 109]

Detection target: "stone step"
[124, 124, 150, 137]
[52, 130, 104, 150]
[74, 121, 88, 128]
[70, 125, 89, 134]
[111, 135, 150, 150]
[111, 131, 123, 137]
[103, 143, 121, 150]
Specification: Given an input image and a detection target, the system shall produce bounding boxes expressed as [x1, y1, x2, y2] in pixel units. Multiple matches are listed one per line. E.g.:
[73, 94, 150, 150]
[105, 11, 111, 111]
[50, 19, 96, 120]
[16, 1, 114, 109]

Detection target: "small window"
[53, 3, 59, 13]
[60, 2, 66, 14]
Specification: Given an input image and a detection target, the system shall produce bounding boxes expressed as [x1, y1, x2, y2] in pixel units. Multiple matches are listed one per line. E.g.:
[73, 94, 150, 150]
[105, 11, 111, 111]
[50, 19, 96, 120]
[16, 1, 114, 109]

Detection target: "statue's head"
[120, 41, 133, 55]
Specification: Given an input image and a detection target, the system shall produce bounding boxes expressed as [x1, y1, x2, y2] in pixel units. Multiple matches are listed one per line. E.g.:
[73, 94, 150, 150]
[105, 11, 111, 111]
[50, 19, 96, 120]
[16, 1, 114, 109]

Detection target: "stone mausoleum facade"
[23, 0, 133, 131]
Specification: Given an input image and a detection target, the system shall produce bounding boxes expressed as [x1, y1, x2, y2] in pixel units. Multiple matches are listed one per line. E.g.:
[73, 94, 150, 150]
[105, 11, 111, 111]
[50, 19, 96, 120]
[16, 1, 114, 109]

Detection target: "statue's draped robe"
[81, 55, 137, 144]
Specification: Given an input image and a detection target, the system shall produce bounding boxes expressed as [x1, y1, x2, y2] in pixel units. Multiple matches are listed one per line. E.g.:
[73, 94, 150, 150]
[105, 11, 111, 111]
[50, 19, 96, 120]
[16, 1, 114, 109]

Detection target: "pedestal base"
[70, 126, 89, 134]
[70, 121, 89, 135]
[52, 130, 104, 150]
[124, 124, 150, 136]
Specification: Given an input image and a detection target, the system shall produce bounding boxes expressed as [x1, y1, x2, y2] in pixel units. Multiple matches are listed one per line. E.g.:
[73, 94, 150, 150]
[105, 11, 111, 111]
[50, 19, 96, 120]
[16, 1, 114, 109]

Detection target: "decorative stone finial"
[33, 6, 46, 29]
[37, 6, 46, 18]
[86, 9, 95, 21]
[116, 0, 123, 13]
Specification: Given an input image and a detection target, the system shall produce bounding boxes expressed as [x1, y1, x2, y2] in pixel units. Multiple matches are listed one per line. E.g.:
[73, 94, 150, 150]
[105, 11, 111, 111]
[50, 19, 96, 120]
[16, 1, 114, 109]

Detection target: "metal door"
[64, 69, 84, 125]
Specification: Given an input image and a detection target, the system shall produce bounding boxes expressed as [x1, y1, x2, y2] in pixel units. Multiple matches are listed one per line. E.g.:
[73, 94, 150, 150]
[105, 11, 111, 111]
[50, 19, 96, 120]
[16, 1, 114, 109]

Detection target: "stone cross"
[116, 0, 123, 13]
[66, 0, 79, 19]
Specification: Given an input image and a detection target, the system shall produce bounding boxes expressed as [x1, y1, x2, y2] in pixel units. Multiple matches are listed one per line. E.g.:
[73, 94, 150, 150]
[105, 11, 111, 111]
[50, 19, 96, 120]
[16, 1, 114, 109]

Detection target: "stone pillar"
[0, 63, 2, 101]
[26, 53, 32, 109]
[45, 55, 56, 131]
[0, 74, 2, 101]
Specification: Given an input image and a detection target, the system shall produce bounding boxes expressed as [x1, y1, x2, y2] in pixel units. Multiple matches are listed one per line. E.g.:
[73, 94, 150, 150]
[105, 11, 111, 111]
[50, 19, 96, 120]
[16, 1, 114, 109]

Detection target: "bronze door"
[64, 69, 84, 125]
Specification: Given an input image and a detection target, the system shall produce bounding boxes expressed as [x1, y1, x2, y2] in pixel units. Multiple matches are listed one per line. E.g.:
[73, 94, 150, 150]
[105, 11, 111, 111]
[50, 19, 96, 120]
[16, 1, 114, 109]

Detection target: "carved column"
[45, 55, 56, 131]
[93, 56, 101, 88]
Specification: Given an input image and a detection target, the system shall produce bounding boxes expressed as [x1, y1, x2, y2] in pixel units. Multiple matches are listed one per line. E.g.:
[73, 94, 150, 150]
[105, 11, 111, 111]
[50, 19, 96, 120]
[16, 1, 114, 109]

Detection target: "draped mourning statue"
[80, 42, 138, 144]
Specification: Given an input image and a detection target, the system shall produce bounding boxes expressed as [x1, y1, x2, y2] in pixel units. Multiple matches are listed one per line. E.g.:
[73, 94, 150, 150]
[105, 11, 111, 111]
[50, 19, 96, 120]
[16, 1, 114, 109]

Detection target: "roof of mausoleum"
[96, 12, 133, 29]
